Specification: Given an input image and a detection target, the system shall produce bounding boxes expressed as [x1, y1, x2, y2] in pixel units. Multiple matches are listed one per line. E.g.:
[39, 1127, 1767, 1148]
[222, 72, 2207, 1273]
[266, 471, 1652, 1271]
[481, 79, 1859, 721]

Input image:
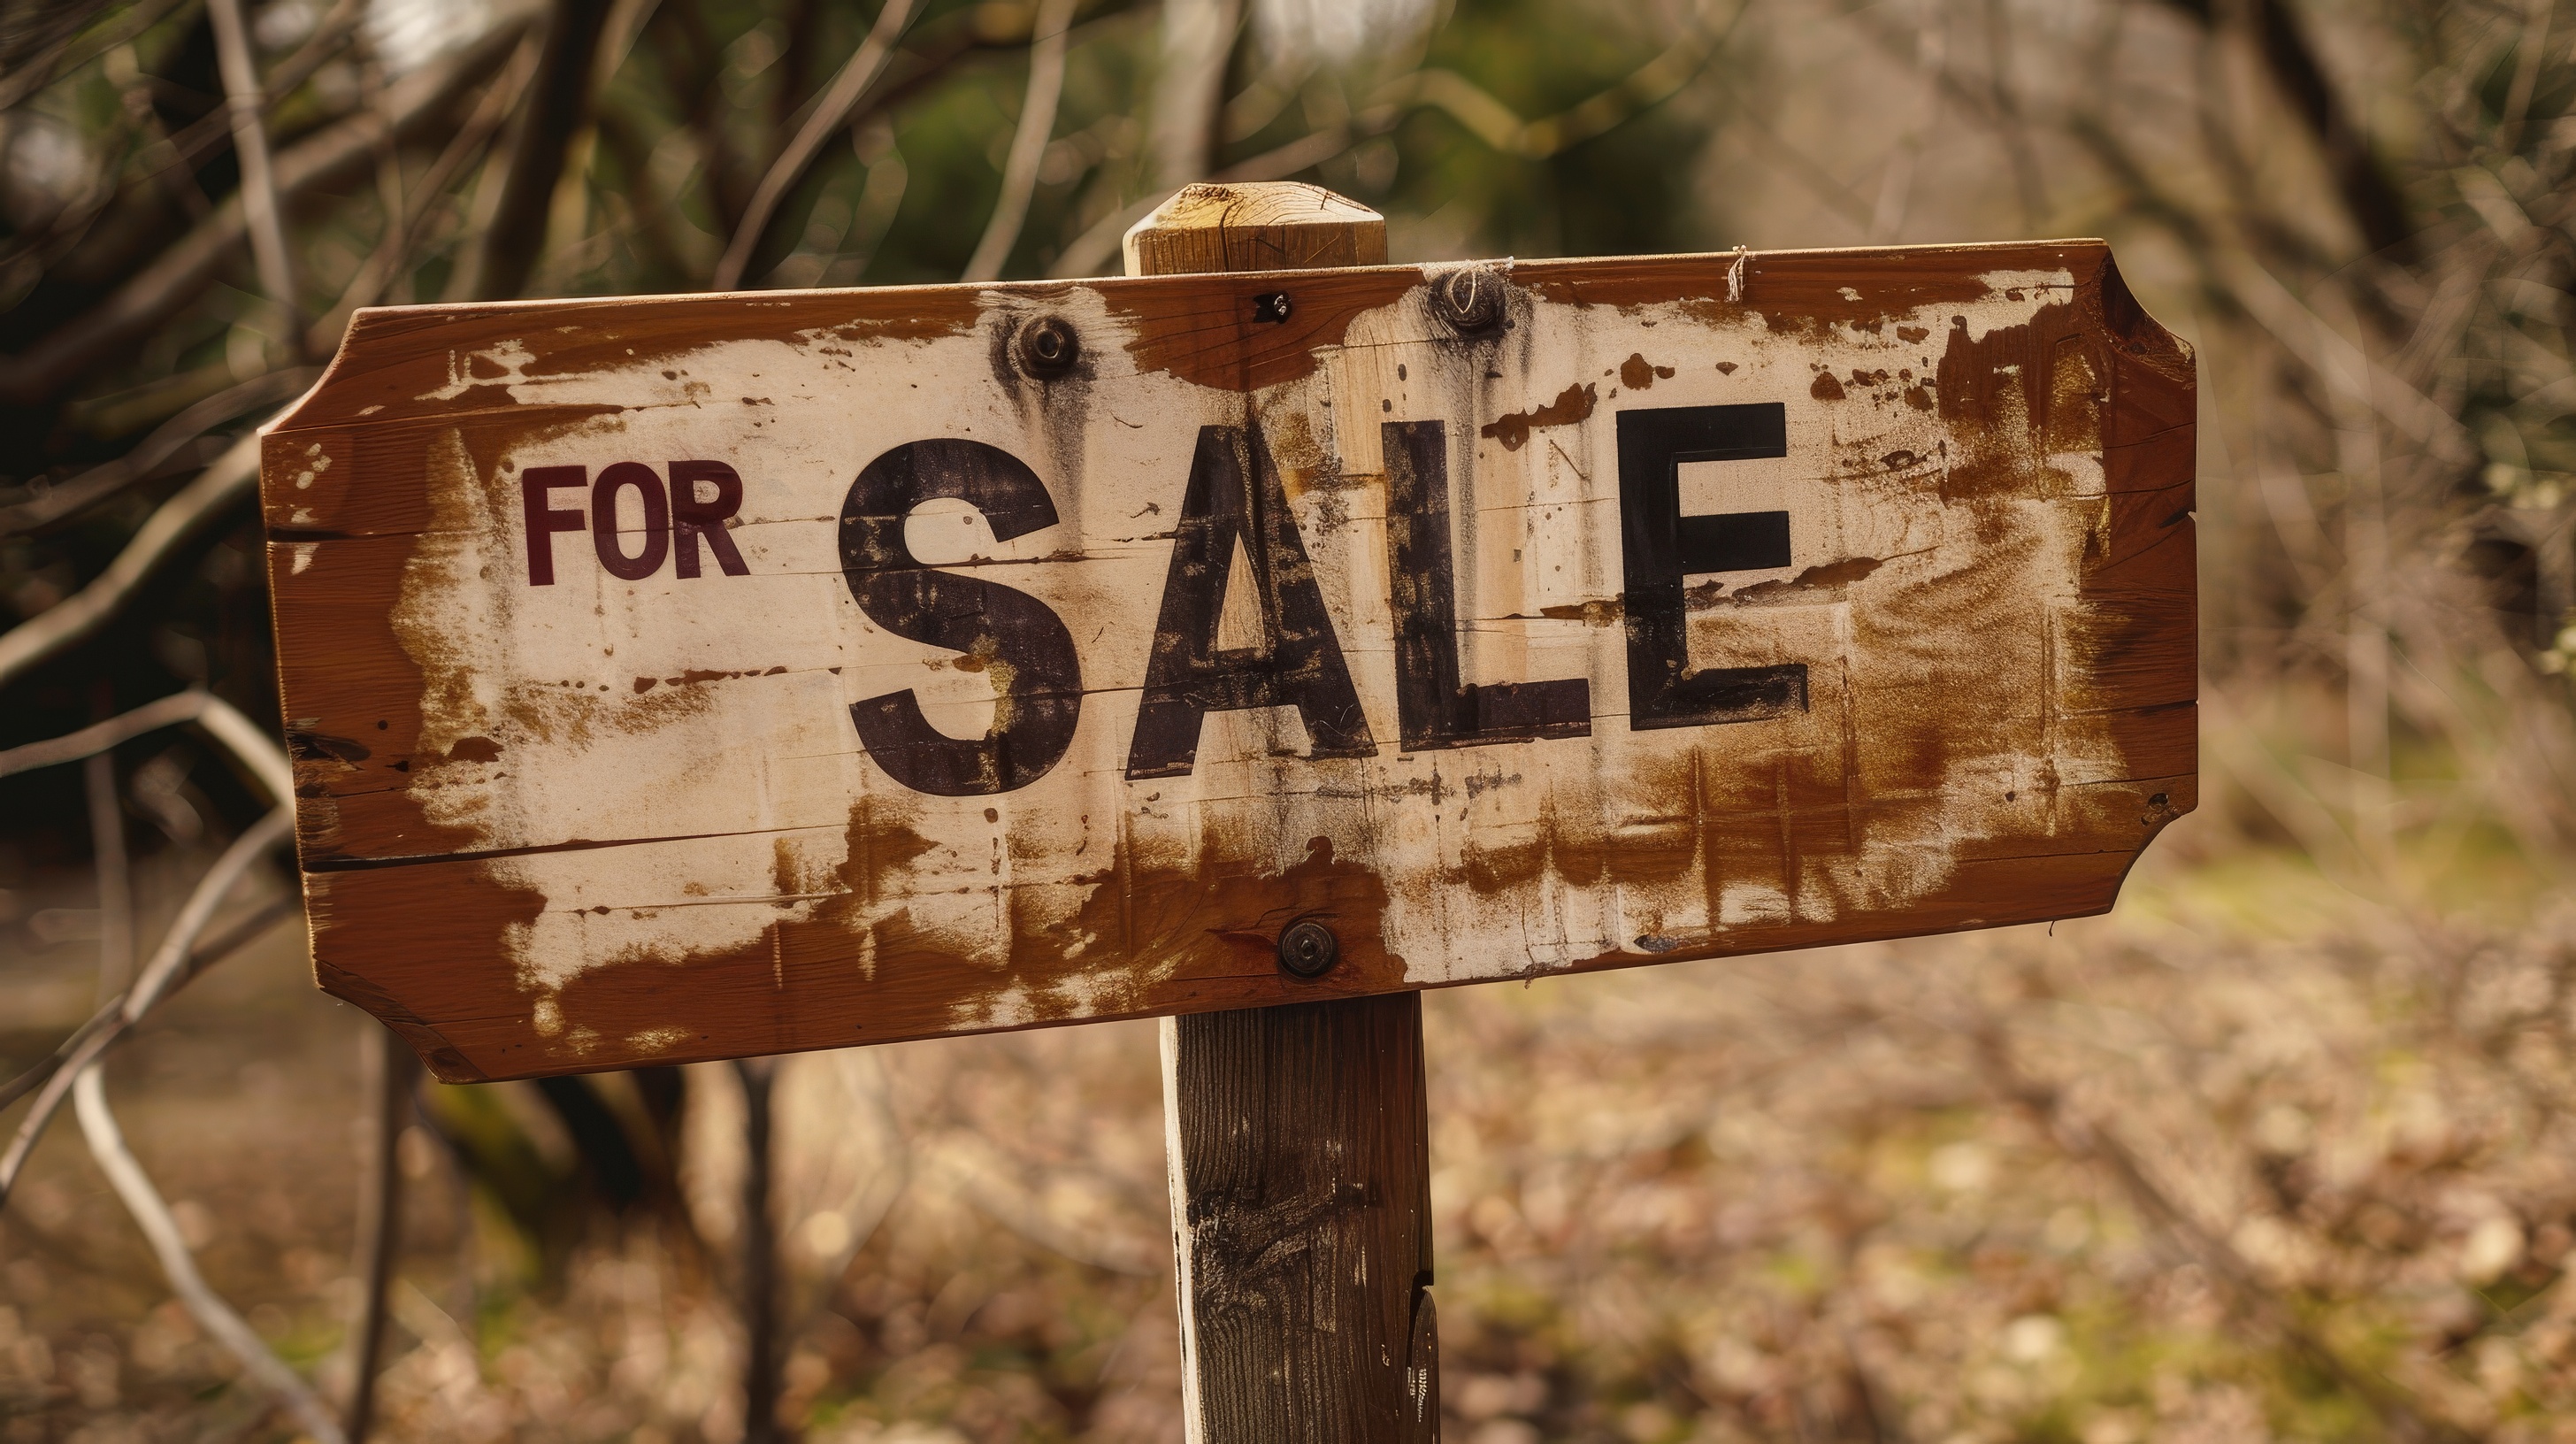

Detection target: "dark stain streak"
[289, 730, 373, 764]
[303, 826, 778, 872]
[1682, 547, 1934, 609]
[1536, 598, 1622, 626]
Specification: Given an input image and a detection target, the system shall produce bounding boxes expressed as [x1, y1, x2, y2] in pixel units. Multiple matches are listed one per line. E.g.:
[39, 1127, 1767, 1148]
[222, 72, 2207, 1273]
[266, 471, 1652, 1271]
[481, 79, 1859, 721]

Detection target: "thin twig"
[0, 370, 317, 536]
[84, 692, 135, 1001]
[921, 1132, 1158, 1274]
[76, 1060, 349, 1444]
[0, 0, 195, 113]
[112, 34, 215, 222]
[131, 0, 368, 184]
[343, 1025, 418, 1443]
[0, 19, 532, 405]
[205, 0, 300, 332]
[472, 0, 617, 300]
[1047, 195, 1166, 280]
[305, 35, 545, 352]
[962, 0, 1079, 282]
[2150, 0, 2418, 263]
[0, 895, 295, 1115]
[735, 1056, 782, 1444]
[0, 688, 294, 803]
[136, 0, 369, 188]
[0, 1004, 118, 1118]
[1046, 0, 1740, 280]
[1146, 0, 1234, 188]
[712, 0, 918, 290]
[0, 429, 269, 691]
[0, 809, 295, 1208]
[359, 39, 407, 307]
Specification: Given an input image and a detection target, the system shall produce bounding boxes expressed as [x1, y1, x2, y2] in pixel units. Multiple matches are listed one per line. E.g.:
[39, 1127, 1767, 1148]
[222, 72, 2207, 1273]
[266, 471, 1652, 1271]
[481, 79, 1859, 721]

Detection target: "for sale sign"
[263, 241, 2195, 1081]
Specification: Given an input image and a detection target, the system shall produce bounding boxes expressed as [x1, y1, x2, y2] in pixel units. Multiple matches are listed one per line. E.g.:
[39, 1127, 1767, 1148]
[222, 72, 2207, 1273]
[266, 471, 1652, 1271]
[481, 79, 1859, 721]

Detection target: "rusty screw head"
[1276, 918, 1339, 979]
[1431, 266, 1504, 334]
[1014, 316, 1081, 379]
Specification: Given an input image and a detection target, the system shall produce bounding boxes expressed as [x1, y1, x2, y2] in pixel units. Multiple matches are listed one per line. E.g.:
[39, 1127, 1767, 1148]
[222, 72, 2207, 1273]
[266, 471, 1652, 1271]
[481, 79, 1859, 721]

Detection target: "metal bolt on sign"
[1013, 315, 1081, 379]
[1276, 918, 1340, 979]
[1430, 265, 1505, 334]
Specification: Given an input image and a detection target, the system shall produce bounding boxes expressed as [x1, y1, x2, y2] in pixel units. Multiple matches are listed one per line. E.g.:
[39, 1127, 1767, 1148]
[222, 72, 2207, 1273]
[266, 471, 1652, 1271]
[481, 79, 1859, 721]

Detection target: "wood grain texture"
[258, 228, 2198, 1084]
[1162, 993, 1435, 1444]
[1123, 182, 1389, 277]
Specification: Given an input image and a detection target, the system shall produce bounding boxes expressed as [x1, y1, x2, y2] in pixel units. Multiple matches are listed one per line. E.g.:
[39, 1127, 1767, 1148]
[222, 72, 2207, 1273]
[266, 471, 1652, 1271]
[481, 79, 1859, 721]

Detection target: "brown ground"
[9, 823, 2576, 1443]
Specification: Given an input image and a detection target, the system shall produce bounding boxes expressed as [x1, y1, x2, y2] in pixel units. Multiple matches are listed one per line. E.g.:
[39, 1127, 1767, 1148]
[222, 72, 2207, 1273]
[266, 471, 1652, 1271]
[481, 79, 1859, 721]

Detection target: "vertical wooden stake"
[736, 1056, 784, 1444]
[1128, 183, 1438, 1444]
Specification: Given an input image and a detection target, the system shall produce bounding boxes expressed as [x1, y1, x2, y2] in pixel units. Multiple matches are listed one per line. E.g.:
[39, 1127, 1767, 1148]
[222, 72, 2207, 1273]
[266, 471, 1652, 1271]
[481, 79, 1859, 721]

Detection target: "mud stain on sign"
[265, 242, 2196, 1081]
[1479, 383, 1597, 452]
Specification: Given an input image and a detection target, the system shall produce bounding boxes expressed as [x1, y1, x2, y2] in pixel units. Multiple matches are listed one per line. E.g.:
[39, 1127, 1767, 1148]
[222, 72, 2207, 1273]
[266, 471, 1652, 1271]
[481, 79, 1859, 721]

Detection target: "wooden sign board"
[262, 242, 2195, 1082]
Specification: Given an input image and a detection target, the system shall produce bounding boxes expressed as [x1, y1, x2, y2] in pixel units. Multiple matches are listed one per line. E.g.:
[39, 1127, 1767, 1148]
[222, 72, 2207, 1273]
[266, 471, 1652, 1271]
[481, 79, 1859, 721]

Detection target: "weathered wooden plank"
[258, 202, 2197, 1082]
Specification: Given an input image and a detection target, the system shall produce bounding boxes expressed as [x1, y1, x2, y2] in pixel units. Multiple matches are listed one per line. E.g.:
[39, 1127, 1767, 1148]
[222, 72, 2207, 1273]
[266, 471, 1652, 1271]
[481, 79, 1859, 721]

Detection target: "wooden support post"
[1128, 183, 1438, 1444]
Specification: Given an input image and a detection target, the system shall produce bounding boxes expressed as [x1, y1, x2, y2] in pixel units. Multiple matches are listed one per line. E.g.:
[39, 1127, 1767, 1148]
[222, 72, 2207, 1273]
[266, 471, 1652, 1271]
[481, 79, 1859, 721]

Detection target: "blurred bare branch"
[204, 0, 298, 328]
[0, 17, 532, 403]
[0, 429, 267, 688]
[306, 36, 542, 349]
[0, 367, 313, 534]
[0, 687, 294, 799]
[10, 1, 2576, 1436]
[1050, 4, 1744, 280]
[1, 805, 291, 1205]
[138, 0, 368, 188]
[734, 1055, 783, 1444]
[82, 698, 133, 999]
[712, 0, 916, 290]
[1147, 0, 1237, 188]
[961, 0, 1077, 282]
[470, 0, 616, 300]
[0, 892, 292, 1113]
[341, 1026, 418, 1443]
[0, 0, 188, 112]
[2150, 0, 2419, 264]
[75, 1059, 349, 1444]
